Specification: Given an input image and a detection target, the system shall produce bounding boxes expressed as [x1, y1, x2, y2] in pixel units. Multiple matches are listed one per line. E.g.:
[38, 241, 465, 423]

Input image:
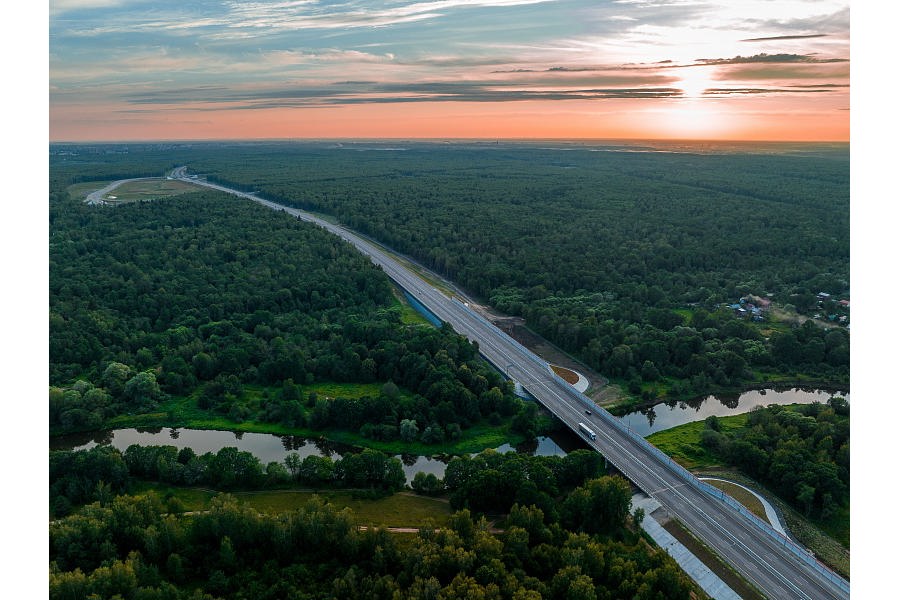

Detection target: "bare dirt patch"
[769, 306, 844, 331]
[550, 364, 579, 385]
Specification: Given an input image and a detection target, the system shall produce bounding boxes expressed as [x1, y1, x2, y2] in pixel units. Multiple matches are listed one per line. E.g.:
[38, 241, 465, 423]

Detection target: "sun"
[644, 66, 733, 137]
[676, 67, 714, 99]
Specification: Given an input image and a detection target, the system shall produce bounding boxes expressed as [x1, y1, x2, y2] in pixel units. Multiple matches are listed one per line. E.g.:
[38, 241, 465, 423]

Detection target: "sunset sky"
[49, 0, 849, 141]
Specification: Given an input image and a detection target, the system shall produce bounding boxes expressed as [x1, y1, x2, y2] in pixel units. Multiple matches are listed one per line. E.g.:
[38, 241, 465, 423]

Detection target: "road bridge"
[173, 169, 850, 600]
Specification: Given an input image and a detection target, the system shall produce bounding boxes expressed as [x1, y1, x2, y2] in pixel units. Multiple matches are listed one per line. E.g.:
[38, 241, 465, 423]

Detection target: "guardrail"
[544, 369, 850, 595]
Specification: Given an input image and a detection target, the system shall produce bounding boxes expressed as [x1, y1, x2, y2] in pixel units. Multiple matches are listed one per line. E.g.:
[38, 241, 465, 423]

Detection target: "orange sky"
[51, 97, 848, 142]
[49, 1, 850, 142]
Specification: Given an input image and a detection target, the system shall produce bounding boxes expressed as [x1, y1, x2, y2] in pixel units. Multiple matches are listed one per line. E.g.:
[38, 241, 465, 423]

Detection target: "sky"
[49, 0, 849, 141]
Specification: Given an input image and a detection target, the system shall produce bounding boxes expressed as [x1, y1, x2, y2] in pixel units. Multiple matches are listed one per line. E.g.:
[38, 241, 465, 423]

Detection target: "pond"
[618, 387, 849, 437]
[51, 427, 583, 483]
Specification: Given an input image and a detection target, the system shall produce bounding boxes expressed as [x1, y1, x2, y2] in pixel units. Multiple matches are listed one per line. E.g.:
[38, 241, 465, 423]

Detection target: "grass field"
[392, 290, 433, 326]
[106, 179, 198, 202]
[133, 483, 453, 527]
[68, 179, 198, 203]
[67, 180, 114, 200]
[646, 414, 748, 470]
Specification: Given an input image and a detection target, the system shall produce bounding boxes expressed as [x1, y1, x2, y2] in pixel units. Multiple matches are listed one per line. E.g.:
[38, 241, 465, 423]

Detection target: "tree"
[421, 424, 445, 444]
[381, 380, 400, 399]
[280, 378, 300, 402]
[123, 371, 161, 407]
[400, 419, 419, 442]
[511, 403, 537, 439]
[285, 453, 302, 479]
[412, 472, 443, 495]
[561, 476, 632, 534]
[102, 362, 132, 397]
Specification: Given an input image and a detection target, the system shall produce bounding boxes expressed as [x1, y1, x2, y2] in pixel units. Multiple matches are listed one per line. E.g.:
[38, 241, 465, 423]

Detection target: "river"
[52, 387, 845, 478]
[619, 386, 848, 437]
[51, 427, 582, 483]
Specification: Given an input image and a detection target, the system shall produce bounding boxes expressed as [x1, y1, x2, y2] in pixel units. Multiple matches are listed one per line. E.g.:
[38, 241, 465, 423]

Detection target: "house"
[817, 292, 831, 301]
[839, 299, 850, 307]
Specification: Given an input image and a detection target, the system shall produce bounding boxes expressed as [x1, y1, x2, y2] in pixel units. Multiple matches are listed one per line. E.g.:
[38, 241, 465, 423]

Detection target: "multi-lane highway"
[172, 169, 850, 600]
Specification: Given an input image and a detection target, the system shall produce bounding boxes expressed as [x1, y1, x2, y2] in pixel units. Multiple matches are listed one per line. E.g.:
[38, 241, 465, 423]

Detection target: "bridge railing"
[451, 298, 551, 371]
[544, 369, 850, 594]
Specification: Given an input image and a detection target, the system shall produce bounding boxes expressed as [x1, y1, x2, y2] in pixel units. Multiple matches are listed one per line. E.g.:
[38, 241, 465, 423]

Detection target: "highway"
[172, 168, 850, 600]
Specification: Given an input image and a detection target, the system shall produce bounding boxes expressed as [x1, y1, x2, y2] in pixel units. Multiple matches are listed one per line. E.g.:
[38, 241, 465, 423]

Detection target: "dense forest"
[50, 445, 697, 599]
[189, 142, 850, 399]
[50, 494, 696, 600]
[700, 399, 850, 526]
[50, 444, 607, 520]
[50, 177, 528, 445]
[51, 142, 850, 402]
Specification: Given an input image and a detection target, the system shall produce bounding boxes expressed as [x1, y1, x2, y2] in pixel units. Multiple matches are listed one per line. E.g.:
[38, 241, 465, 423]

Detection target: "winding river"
[619, 386, 848, 437]
[52, 387, 846, 480]
[51, 428, 580, 483]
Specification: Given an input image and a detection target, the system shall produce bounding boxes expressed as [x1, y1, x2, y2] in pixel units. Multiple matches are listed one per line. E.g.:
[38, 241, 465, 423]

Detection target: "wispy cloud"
[741, 33, 827, 42]
[695, 53, 847, 66]
[50, 0, 125, 14]
[119, 78, 685, 109]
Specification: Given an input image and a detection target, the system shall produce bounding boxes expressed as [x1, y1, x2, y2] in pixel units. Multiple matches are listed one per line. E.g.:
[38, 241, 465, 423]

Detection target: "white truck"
[578, 422, 597, 440]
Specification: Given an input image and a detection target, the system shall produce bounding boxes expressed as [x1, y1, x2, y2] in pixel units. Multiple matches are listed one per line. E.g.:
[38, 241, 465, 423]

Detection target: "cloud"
[118, 78, 686, 110]
[51, 0, 125, 12]
[703, 87, 832, 96]
[696, 53, 847, 66]
[741, 34, 827, 42]
[715, 63, 849, 81]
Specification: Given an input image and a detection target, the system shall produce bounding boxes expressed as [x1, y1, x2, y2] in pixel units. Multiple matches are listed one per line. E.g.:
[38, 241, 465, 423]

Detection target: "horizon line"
[49, 136, 851, 145]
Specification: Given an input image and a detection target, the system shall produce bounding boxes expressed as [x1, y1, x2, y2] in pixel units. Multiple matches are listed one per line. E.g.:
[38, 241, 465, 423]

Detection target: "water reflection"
[399, 453, 421, 467]
[280, 436, 308, 452]
[52, 427, 579, 483]
[716, 393, 740, 409]
[511, 437, 538, 455]
[619, 387, 848, 437]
